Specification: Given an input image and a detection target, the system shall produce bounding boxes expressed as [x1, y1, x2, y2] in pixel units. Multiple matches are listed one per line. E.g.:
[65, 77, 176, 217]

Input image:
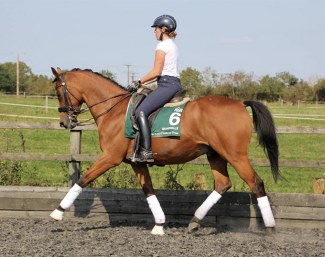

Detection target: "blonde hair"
[168, 31, 177, 38]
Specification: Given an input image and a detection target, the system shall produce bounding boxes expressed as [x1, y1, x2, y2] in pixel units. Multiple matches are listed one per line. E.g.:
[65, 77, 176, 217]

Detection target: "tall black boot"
[136, 111, 154, 163]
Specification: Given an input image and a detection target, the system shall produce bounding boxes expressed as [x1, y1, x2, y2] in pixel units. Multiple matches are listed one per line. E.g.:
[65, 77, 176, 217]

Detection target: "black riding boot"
[136, 111, 154, 163]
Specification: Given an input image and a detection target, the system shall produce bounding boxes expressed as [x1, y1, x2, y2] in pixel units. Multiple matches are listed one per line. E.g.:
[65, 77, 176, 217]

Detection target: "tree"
[180, 67, 204, 96]
[0, 65, 13, 92]
[99, 69, 117, 82]
[24, 74, 53, 95]
[201, 67, 219, 88]
[283, 82, 314, 103]
[0, 62, 33, 93]
[275, 72, 299, 87]
[314, 79, 325, 101]
[258, 75, 285, 101]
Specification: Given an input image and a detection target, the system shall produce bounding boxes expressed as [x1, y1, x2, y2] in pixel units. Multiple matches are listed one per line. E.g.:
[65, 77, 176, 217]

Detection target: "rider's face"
[154, 27, 162, 40]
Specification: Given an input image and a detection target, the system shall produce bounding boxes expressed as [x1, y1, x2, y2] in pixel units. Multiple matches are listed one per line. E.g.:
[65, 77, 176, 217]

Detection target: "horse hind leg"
[230, 156, 276, 229]
[188, 154, 231, 233]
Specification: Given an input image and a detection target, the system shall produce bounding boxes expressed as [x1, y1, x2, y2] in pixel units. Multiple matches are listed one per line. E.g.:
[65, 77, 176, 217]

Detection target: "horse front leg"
[50, 154, 121, 221]
[131, 163, 165, 235]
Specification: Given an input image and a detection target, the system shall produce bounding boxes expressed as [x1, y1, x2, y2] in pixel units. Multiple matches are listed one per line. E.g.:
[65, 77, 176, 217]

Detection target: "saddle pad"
[124, 99, 189, 138]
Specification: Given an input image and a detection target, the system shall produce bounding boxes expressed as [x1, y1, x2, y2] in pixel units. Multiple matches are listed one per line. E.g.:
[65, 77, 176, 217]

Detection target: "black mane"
[70, 68, 126, 90]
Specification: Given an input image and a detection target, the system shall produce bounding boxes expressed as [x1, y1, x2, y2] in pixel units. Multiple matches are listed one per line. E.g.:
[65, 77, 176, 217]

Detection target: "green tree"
[284, 82, 314, 103]
[314, 79, 325, 101]
[180, 67, 204, 97]
[0, 62, 32, 93]
[0, 66, 13, 92]
[99, 69, 117, 82]
[24, 74, 53, 95]
[231, 71, 258, 99]
[258, 75, 285, 101]
[276, 71, 299, 87]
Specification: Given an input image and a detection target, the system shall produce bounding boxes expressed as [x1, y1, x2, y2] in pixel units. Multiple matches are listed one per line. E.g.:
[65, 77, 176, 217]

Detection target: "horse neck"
[68, 72, 129, 120]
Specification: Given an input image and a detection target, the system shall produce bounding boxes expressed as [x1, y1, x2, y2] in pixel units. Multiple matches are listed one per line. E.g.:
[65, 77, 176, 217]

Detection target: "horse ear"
[51, 67, 60, 78]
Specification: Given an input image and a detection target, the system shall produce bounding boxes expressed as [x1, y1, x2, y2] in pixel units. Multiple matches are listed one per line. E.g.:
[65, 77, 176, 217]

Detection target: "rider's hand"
[127, 80, 142, 92]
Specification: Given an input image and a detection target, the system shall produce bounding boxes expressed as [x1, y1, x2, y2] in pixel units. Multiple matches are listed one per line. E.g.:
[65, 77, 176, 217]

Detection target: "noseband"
[55, 72, 131, 126]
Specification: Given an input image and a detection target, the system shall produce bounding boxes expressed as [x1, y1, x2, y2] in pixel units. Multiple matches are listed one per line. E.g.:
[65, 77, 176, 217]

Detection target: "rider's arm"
[139, 50, 165, 85]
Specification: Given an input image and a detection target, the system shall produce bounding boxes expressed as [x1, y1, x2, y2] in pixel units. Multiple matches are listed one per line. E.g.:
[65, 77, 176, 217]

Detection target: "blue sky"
[1, 0, 324, 85]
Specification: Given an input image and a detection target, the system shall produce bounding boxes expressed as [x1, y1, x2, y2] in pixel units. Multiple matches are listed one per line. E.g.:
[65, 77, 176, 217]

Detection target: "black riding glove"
[127, 80, 142, 92]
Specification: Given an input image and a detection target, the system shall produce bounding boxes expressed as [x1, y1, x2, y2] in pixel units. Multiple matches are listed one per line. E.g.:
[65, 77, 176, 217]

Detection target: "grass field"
[0, 94, 324, 193]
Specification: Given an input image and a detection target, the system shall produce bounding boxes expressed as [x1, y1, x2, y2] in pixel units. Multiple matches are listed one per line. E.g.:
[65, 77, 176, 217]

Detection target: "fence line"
[1, 112, 325, 121]
[0, 114, 59, 120]
[1, 121, 325, 185]
[1, 186, 324, 230]
[1, 121, 325, 133]
[0, 102, 57, 109]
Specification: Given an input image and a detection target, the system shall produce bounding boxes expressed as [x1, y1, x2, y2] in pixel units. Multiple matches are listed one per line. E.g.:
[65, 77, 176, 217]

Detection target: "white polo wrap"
[147, 195, 165, 224]
[60, 183, 82, 210]
[194, 191, 222, 220]
[257, 195, 276, 227]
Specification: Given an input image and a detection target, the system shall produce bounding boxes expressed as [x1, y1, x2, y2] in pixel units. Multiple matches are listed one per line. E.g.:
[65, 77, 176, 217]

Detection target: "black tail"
[244, 100, 280, 182]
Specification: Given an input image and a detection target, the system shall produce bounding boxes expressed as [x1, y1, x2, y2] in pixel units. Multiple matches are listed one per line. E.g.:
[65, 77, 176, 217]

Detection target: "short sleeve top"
[156, 39, 180, 78]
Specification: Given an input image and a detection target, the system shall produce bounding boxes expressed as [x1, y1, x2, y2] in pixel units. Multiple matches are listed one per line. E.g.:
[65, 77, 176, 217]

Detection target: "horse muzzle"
[60, 114, 79, 129]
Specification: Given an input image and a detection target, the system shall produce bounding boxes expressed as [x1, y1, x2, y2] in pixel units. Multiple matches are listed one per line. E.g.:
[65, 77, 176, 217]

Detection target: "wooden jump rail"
[1, 121, 325, 186]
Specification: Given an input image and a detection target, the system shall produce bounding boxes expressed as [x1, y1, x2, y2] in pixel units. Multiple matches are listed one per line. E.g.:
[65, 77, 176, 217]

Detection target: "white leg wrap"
[60, 184, 83, 210]
[151, 225, 165, 235]
[147, 195, 165, 224]
[194, 191, 222, 220]
[257, 196, 276, 227]
[50, 209, 64, 220]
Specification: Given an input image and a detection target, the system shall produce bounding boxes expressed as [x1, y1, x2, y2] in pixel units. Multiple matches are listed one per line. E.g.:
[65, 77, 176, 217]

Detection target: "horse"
[50, 67, 280, 235]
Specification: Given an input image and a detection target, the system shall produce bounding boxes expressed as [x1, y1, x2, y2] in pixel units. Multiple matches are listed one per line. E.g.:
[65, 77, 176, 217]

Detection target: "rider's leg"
[134, 77, 181, 163]
[136, 111, 154, 162]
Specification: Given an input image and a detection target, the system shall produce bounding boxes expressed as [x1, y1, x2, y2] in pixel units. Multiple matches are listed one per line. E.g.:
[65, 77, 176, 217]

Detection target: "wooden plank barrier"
[1, 122, 325, 185]
[0, 186, 324, 231]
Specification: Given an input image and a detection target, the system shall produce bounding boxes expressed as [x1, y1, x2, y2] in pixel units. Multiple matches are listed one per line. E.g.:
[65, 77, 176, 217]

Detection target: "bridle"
[55, 72, 131, 127]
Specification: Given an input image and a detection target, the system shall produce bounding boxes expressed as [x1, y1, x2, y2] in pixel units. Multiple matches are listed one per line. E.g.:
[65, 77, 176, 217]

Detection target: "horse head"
[51, 67, 83, 129]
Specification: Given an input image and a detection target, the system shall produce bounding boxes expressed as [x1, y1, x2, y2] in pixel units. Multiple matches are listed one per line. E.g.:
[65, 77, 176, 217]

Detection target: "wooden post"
[313, 178, 325, 194]
[16, 54, 19, 96]
[69, 129, 82, 186]
[45, 96, 48, 114]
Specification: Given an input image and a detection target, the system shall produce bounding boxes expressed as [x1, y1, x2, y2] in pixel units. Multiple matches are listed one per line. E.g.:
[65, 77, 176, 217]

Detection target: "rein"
[56, 72, 131, 126]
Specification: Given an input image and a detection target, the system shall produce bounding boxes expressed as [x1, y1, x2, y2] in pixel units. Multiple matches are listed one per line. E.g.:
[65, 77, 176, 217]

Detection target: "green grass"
[0, 94, 324, 192]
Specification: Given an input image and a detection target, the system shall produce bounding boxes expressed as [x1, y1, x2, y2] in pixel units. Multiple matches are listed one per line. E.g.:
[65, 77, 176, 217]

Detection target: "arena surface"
[1, 217, 323, 257]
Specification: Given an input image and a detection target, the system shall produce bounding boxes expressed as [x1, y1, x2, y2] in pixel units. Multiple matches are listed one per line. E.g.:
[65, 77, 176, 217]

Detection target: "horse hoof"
[50, 209, 64, 221]
[188, 221, 200, 233]
[265, 227, 276, 236]
[151, 225, 165, 235]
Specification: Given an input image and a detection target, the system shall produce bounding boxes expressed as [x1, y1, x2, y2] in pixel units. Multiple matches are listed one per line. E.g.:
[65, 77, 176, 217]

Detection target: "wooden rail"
[1, 121, 325, 185]
[0, 186, 324, 230]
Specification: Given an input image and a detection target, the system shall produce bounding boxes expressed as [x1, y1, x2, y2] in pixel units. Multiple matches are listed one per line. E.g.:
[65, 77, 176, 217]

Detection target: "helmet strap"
[159, 27, 167, 41]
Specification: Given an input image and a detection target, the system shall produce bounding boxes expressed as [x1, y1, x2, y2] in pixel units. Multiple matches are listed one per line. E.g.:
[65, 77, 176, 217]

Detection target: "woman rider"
[127, 14, 182, 163]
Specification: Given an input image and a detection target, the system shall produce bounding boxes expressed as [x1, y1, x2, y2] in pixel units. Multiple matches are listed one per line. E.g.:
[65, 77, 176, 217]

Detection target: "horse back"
[181, 96, 252, 150]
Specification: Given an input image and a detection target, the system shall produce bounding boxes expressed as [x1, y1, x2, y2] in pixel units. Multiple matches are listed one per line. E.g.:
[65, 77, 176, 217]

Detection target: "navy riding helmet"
[151, 14, 177, 32]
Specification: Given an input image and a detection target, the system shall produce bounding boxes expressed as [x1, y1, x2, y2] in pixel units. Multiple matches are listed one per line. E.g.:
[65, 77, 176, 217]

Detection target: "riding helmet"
[151, 15, 177, 32]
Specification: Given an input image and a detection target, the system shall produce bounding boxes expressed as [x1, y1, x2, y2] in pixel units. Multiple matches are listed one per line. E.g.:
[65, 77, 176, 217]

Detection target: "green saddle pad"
[124, 99, 189, 138]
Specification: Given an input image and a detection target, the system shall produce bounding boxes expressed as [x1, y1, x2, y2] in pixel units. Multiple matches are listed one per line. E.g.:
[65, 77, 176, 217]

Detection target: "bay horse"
[50, 67, 279, 235]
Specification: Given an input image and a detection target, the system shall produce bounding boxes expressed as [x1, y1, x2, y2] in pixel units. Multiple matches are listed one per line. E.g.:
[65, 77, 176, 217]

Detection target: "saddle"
[127, 87, 188, 164]
[130, 87, 187, 130]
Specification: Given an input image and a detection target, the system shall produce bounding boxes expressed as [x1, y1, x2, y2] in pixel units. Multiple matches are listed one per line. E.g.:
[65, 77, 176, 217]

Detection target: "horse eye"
[57, 93, 61, 99]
